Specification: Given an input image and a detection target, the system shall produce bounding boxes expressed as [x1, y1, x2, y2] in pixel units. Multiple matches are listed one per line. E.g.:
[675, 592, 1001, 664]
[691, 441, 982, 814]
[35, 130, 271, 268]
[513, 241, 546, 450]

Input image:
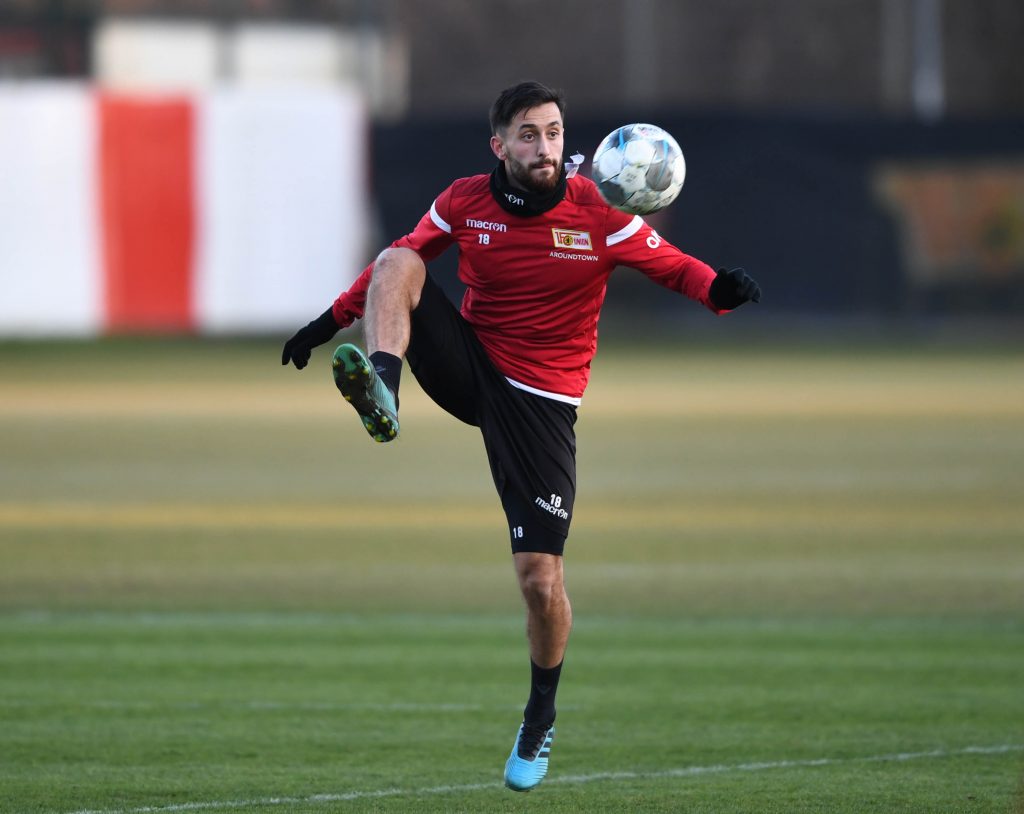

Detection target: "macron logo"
[535, 495, 569, 520]
[505, 192, 525, 206]
[465, 218, 508, 232]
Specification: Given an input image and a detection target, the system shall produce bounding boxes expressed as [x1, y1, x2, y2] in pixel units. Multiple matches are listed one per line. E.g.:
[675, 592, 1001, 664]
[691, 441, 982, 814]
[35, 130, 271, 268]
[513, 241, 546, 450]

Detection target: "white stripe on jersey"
[429, 201, 452, 233]
[505, 377, 583, 406]
[606, 215, 644, 246]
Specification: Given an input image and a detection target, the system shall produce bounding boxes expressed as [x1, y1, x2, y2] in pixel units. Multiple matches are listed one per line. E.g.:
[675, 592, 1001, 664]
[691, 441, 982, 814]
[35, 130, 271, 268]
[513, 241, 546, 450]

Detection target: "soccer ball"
[591, 123, 686, 215]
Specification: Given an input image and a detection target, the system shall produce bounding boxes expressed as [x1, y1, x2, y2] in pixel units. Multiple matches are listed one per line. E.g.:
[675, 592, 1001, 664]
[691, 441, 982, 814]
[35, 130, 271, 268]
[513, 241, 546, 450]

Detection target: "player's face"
[490, 102, 564, 194]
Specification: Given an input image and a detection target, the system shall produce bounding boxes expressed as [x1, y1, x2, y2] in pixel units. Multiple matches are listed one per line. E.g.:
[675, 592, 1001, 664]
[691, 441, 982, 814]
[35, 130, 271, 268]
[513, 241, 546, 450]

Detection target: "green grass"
[1, 337, 1023, 813]
[3, 613, 1021, 813]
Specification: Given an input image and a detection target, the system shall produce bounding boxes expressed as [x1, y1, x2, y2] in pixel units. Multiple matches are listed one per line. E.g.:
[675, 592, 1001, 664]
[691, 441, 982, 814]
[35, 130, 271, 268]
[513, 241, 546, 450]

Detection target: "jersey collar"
[489, 163, 567, 217]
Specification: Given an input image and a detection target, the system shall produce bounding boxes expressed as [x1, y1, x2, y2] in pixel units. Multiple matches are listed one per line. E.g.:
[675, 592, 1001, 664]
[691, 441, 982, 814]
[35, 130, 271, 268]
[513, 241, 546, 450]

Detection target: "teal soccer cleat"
[331, 343, 400, 442]
[504, 722, 555, 792]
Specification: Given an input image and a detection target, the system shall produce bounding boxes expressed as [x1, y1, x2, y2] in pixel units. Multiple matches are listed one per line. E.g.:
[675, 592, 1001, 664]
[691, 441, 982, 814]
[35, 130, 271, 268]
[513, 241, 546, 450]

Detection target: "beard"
[507, 156, 563, 194]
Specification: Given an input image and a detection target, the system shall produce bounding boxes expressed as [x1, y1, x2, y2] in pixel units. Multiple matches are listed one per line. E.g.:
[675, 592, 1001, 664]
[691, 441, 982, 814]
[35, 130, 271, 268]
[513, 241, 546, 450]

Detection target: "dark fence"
[370, 112, 1024, 322]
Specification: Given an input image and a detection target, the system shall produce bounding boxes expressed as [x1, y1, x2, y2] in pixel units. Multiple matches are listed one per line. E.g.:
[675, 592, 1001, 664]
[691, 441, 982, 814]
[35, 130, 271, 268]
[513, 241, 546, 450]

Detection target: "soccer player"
[282, 80, 760, 792]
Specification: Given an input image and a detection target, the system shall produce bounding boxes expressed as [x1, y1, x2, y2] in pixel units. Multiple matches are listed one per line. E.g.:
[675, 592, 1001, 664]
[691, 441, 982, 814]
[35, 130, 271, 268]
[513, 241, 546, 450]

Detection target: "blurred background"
[1, 0, 1023, 338]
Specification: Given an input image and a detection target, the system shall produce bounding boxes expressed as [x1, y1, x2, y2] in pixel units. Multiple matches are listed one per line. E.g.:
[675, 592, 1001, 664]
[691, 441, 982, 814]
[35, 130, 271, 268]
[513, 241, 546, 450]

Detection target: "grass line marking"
[2, 500, 1021, 533]
[2, 699, 500, 713]
[63, 743, 1024, 814]
[3, 699, 583, 714]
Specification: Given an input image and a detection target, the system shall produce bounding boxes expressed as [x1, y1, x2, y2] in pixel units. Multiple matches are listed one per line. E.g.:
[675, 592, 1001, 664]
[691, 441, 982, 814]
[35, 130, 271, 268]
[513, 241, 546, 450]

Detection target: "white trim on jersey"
[505, 377, 583, 406]
[606, 215, 644, 246]
[429, 201, 452, 234]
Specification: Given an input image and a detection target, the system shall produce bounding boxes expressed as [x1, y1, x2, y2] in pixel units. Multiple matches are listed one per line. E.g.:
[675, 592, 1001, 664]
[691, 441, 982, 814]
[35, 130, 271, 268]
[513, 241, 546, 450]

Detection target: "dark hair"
[489, 81, 566, 135]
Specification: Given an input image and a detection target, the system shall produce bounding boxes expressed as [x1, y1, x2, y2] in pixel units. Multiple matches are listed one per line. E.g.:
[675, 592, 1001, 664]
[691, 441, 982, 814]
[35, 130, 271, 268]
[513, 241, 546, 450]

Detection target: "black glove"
[709, 267, 761, 310]
[281, 307, 339, 369]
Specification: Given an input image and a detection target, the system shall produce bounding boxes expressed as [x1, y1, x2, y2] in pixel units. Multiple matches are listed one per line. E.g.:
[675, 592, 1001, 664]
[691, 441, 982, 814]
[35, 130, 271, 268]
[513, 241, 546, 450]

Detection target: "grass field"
[1, 336, 1023, 813]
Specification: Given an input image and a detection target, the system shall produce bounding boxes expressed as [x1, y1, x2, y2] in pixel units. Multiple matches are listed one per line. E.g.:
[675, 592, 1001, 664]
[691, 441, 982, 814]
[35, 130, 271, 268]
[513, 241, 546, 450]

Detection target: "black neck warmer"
[489, 163, 567, 217]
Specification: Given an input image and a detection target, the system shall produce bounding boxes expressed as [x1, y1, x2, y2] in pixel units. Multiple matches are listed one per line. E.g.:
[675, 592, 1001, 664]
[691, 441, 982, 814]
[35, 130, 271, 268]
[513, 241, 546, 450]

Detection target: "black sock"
[523, 659, 562, 727]
[369, 351, 402, 403]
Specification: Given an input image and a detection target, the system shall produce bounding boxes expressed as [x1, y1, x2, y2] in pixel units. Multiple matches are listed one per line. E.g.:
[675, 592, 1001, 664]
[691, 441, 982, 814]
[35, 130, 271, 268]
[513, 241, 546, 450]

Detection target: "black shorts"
[405, 274, 577, 556]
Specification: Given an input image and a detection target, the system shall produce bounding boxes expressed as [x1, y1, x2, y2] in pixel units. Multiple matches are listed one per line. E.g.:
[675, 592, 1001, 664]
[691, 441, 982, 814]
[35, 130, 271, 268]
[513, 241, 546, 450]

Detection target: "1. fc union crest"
[551, 229, 593, 251]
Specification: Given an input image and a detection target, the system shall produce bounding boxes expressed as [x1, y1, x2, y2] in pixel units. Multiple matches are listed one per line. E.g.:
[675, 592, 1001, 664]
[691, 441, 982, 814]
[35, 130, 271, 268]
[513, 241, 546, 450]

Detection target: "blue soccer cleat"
[504, 722, 555, 792]
[331, 343, 399, 442]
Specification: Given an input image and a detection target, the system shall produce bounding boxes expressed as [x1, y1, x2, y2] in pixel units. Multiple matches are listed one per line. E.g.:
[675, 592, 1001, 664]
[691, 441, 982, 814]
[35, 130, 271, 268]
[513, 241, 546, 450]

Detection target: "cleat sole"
[332, 344, 400, 443]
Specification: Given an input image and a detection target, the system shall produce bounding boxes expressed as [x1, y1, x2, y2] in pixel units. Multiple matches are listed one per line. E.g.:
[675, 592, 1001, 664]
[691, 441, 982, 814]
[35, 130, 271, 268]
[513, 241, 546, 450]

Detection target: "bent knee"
[370, 247, 426, 310]
[374, 247, 425, 283]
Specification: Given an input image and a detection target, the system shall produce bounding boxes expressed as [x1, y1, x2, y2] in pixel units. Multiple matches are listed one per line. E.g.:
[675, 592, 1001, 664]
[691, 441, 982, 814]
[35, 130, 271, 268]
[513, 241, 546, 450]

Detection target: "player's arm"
[282, 193, 456, 369]
[606, 212, 760, 313]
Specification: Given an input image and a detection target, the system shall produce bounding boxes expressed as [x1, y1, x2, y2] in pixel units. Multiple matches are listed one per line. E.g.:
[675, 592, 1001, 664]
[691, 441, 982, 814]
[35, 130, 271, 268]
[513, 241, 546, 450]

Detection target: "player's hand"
[281, 307, 340, 369]
[709, 267, 761, 310]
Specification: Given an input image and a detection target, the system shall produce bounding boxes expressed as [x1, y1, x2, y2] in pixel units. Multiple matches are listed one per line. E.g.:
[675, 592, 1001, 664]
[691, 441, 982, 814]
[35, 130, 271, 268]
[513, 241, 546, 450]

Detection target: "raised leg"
[364, 247, 426, 358]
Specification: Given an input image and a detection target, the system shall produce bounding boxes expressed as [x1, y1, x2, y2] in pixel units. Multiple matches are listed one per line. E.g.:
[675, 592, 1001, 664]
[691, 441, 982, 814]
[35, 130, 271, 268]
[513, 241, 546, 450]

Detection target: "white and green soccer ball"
[591, 123, 686, 215]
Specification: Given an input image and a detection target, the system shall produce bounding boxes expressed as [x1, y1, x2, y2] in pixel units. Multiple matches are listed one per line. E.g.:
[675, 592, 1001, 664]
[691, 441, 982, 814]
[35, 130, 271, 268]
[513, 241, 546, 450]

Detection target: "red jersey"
[333, 173, 723, 404]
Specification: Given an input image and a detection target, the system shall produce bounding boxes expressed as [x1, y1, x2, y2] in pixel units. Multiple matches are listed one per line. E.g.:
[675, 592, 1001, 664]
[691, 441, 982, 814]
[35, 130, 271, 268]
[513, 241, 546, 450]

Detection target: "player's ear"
[490, 134, 507, 161]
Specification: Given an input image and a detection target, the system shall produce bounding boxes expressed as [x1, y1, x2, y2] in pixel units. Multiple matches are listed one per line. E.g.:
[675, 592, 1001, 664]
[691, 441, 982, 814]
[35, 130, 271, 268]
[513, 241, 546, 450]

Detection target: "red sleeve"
[605, 211, 725, 314]
[332, 187, 458, 326]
